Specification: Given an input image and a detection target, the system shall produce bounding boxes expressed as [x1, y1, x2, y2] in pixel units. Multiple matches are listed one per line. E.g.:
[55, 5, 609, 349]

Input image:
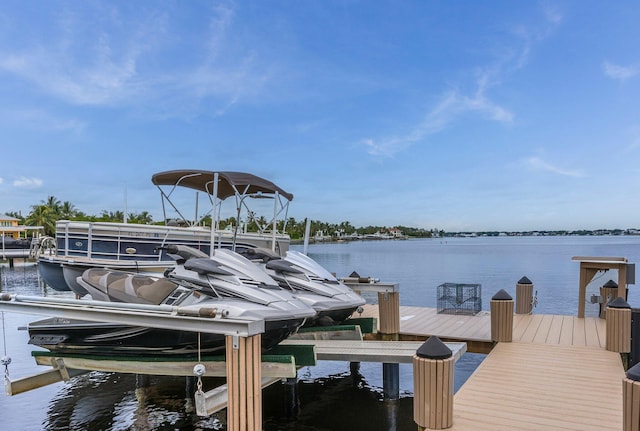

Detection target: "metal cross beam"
[0, 294, 264, 337]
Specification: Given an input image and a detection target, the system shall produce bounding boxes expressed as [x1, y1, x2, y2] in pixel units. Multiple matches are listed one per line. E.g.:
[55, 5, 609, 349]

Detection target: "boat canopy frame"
[151, 170, 293, 253]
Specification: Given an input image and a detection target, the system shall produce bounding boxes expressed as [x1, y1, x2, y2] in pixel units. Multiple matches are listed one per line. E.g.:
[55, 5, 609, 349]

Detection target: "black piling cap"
[608, 297, 631, 309]
[627, 363, 640, 381]
[349, 271, 360, 278]
[517, 276, 532, 285]
[416, 336, 452, 359]
[492, 289, 513, 301]
[603, 279, 618, 288]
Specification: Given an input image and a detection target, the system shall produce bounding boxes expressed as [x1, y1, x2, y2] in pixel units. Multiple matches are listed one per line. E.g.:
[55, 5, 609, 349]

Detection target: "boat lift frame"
[0, 293, 265, 337]
[0, 293, 269, 426]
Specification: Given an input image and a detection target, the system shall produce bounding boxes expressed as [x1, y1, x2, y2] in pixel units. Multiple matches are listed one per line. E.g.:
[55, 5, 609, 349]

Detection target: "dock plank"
[558, 315, 575, 345]
[573, 317, 587, 347]
[584, 317, 602, 347]
[519, 313, 544, 343]
[595, 316, 607, 347]
[512, 313, 533, 340]
[531, 314, 554, 344]
[544, 314, 563, 345]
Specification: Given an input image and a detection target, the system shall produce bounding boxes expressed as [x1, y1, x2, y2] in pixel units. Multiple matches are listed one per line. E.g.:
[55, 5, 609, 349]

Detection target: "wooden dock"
[359, 304, 625, 431]
[358, 304, 608, 350]
[451, 342, 623, 431]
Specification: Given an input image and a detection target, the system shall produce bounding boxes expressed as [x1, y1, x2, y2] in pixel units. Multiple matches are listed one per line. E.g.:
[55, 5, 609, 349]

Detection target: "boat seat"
[135, 278, 178, 305]
[82, 269, 129, 296]
[108, 276, 177, 305]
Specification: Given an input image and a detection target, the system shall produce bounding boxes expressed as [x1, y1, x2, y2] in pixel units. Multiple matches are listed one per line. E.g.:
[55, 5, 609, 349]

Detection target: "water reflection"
[44, 372, 226, 430]
[263, 368, 414, 431]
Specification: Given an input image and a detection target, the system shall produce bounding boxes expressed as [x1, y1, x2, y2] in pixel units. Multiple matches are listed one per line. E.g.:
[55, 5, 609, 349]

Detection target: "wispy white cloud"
[0, 2, 267, 118]
[0, 108, 85, 133]
[0, 11, 161, 106]
[363, 6, 561, 158]
[0, 177, 4, 185]
[180, 5, 273, 117]
[603, 61, 639, 81]
[525, 157, 585, 177]
[13, 177, 43, 189]
[542, 5, 564, 26]
[363, 86, 514, 158]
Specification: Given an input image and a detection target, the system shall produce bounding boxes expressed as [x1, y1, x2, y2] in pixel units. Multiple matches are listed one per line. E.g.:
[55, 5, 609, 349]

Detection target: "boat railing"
[29, 236, 56, 259]
[52, 219, 291, 261]
[56, 220, 212, 262]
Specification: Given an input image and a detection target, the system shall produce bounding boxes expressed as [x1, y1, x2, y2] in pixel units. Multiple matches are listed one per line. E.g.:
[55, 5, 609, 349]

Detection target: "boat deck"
[358, 304, 624, 430]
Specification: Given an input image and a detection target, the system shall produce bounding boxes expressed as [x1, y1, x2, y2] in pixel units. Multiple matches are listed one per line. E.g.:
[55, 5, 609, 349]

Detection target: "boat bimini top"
[151, 170, 294, 201]
[151, 170, 294, 253]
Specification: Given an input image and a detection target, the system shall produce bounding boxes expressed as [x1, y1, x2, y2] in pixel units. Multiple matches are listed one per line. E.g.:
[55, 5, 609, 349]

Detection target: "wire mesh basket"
[437, 283, 482, 315]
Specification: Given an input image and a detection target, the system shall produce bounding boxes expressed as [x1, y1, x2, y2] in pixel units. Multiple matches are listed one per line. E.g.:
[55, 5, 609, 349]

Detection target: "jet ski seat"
[108, 275, 178, 305]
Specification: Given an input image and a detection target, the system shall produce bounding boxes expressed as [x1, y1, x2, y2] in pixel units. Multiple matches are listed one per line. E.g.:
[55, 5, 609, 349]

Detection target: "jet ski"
[27, 245, 316, 358]
[239, 248, 365, 326]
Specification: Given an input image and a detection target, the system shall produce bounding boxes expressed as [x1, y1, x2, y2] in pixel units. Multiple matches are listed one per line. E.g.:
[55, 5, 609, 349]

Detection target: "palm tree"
[100, 210, 124, 222]
[126, 211, 152, 224]
[25, 204, 56, 236]
[42, 195, 61, 216]
[137, 211, 152, 224]
[60, 201, 77, 219]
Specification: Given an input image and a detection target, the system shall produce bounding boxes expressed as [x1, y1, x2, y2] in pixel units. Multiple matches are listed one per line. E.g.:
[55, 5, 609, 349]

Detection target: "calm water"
[0, 235, 638, 430]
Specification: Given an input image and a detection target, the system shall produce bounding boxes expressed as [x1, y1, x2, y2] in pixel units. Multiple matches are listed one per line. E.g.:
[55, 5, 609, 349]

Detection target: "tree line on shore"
[6, 195, 439, 239]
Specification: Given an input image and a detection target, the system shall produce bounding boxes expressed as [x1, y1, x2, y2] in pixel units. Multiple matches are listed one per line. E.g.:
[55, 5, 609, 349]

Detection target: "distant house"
[0, 214, 42, 239]
[387, 227, 405, 239]
[313, 230, 329, 242]
[0, 214, 22, 239]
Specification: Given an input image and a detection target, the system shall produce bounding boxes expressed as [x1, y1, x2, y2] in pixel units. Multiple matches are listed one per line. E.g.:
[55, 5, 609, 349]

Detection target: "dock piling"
[283, 377, 299, 418]
[382, 363, 400, 400]
[623, 363, 640, 431]
[490, 289, 514, 342]
[224, 334, 262, 431]
[606, 297, 631, 353]
[377, 288, 400, 400]
[413, 337, 454, 430]
[378, 291, 400, 336]
[515, 276, 533, 314]
[601, 280, 625, 319]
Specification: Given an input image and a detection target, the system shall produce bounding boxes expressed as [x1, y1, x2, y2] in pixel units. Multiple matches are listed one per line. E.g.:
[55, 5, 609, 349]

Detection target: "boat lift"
[0, 293, 271, 424]
[0, 279, 468, 430]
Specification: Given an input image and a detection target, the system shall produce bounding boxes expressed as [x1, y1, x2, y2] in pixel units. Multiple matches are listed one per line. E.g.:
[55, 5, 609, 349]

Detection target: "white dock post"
[490, 289, 514, 342]
[413, 336, 454, 430]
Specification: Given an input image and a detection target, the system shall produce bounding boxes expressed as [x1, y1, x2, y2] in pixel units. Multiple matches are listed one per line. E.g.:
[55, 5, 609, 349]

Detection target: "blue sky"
[1, 1, 639, 232]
